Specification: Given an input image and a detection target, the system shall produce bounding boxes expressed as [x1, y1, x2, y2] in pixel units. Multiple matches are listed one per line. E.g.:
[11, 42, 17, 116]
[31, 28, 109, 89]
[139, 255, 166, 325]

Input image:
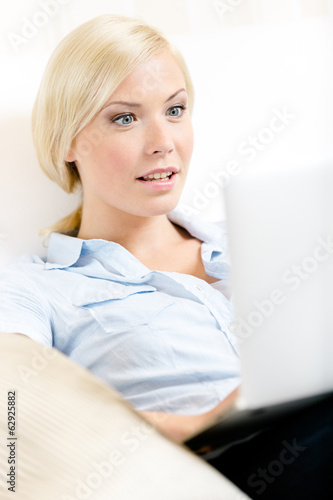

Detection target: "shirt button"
[229, 322, 238, 333]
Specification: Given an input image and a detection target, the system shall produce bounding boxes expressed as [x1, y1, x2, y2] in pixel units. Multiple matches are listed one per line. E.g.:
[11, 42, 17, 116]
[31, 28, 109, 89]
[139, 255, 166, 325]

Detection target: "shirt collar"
[44, 207, 229, 278]
[46, 233, 100, 269]
[167, 208, 225, 251]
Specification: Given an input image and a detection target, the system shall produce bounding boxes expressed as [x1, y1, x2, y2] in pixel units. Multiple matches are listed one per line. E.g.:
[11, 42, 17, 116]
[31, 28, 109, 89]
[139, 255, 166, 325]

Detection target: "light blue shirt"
[0, 209, 240, 415]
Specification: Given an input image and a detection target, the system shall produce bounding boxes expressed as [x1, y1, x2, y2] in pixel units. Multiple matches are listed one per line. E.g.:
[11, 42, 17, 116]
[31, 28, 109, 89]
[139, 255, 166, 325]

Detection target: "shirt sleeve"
[0, 266, 53, 346]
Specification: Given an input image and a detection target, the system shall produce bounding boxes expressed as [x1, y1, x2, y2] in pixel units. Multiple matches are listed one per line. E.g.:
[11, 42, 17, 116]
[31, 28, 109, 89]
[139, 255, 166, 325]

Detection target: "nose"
[144, 120, 174, 156]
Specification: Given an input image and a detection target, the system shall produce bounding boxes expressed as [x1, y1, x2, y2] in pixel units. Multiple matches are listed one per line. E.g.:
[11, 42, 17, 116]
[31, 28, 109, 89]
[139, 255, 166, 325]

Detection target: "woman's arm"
[139, 387, 239, 443]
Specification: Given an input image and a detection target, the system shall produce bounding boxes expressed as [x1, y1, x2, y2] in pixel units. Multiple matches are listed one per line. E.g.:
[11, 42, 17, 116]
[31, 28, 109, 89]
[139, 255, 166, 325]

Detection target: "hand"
[139, 386, 239, 444]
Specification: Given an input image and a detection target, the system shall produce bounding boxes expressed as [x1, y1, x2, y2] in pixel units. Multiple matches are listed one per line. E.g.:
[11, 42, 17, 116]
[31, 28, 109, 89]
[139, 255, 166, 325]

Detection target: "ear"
[65, 149, 76, 162]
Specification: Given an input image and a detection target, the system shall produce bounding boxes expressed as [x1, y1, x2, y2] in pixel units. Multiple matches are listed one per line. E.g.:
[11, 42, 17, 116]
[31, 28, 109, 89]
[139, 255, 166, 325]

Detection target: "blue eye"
[112, 114, 134, 126]
[167, 105, 186, 117]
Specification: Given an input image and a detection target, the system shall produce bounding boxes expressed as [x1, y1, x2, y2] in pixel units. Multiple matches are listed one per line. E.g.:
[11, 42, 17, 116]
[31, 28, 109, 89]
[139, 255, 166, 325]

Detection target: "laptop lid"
[224, 162, 333, 409]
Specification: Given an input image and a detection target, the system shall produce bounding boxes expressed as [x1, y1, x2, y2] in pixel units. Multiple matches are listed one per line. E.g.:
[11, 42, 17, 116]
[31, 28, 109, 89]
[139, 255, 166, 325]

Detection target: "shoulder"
[0, 253, 55, 315]
[0, 254, 53, 345]
[0, 253, 47, 284]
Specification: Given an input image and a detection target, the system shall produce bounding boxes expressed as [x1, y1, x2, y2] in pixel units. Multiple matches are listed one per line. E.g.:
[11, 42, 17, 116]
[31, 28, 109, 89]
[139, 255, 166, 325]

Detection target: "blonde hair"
[32, 14, 194, 236]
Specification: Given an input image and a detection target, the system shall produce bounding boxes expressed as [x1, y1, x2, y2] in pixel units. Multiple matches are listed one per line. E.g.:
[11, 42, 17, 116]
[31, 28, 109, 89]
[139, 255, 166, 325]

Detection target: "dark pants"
[203, 395, 333, 499]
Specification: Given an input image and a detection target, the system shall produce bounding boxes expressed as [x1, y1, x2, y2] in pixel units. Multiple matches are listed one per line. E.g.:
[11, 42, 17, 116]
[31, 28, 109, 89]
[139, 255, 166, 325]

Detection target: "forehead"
[108, 51, 186, 102]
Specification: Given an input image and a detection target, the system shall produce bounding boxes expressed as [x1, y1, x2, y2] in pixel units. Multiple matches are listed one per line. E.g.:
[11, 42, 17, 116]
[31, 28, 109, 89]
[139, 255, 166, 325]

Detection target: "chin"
[136, 197, 181, 217]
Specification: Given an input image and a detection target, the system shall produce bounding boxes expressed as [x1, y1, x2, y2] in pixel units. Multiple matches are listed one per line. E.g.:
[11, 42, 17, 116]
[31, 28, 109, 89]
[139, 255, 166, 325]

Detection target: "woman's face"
[68, 50, 194, 220]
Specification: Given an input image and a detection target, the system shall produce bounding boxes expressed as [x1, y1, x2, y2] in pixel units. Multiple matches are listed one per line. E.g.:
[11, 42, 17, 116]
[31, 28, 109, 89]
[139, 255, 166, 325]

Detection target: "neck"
[77, 206, 186, 257]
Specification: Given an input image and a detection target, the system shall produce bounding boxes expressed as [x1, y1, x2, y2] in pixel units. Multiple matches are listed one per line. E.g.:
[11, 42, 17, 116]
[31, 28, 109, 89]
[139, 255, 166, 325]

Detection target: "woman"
[0, 14, 240, 442]
[1, 15, 332, 499]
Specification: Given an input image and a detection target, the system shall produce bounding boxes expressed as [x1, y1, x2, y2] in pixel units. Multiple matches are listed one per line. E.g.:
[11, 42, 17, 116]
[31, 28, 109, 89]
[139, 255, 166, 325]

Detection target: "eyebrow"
[102, 88, 188, 110]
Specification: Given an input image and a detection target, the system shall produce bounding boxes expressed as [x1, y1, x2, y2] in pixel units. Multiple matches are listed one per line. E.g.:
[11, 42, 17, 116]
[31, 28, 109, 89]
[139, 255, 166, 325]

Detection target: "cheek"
[76, 133, 135, 177]
[178, 124, 194, 161]
[100, 140, 139, 179]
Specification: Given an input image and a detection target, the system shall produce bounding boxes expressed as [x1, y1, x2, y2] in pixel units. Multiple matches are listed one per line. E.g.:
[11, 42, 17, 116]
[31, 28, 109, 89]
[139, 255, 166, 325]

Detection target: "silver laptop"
[186, 161, 333, 453]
